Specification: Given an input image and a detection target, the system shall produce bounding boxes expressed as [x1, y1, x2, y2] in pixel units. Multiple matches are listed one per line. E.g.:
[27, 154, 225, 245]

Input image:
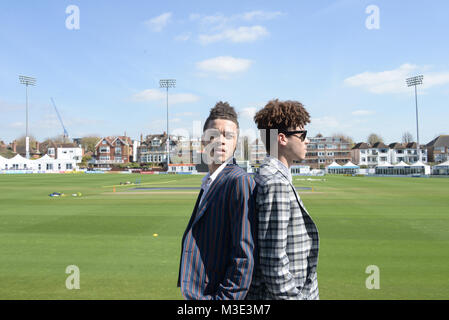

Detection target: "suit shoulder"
[255, 168, 289, 188]
[227, 165, 255, 187]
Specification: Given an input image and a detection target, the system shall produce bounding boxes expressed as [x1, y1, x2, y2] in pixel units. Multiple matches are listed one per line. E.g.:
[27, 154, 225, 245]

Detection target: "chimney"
[140, 133, 143, 143]
[12, 140, 17, 153]
[36, 141, 40, 152]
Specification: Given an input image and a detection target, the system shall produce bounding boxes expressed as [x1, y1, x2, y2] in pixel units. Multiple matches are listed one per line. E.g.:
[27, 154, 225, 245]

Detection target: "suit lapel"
[192, 165, 233, 226]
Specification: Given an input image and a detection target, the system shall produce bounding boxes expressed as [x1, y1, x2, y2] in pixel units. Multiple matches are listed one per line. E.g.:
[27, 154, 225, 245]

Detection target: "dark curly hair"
[203, 101, 239, 131]
[254, 99, 310, 130]
[254, 99, 310, 153]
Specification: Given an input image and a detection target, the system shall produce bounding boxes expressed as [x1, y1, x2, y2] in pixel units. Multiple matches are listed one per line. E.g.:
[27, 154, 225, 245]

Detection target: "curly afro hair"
[254, 99, 310, 130]
[203, 101, 239, 131]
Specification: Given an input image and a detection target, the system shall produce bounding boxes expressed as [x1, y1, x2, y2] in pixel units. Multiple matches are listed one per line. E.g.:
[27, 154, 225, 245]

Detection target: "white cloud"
[344, 64, 449, 94]
[132, 89, 200, 104]
[195, 10, 282, 25]
[132, 89, 165, 101]
[344, 63, 417, 94]
[8, 122, 24, 129]
[309, 116, 340, 129]
[240, 10, 283, 21]
[239, 107, 257, 120]
[174, 32, 191, 41]
[199, 25, 269, 44]
[352, 110, 375, 116]
[189, 13, 201, 21]
[145, 12, 172, 32]
[196, 56, 253, 78]
[424, 72, 449, 88]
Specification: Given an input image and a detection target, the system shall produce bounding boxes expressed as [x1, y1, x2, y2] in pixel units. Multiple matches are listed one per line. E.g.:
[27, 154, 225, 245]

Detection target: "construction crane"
[50, 97, 69, 139]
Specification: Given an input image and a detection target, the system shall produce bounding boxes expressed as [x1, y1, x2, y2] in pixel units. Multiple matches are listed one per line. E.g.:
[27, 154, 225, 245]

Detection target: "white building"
[0, 154, 79, 173]
[389, 142, 427, 164]
[352, 142, 427, 167]
[291, 165, 310, 175]
[57, 146, 83, 163]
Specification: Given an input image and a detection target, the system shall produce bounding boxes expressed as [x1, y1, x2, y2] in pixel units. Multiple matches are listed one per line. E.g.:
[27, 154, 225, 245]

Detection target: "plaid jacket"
[246, 156, 320, 300]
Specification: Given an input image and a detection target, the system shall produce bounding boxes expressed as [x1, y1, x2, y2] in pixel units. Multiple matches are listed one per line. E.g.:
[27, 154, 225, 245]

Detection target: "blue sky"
[1, 0, 449, 144]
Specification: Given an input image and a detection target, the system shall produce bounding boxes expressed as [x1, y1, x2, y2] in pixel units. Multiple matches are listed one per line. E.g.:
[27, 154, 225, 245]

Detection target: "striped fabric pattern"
[246, 156, 320, 300]
[177, 163, 257, 300]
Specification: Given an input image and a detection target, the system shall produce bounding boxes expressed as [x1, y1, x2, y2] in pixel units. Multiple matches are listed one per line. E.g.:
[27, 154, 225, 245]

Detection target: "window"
[5, 164, 8, 169]
[115, 147, 122, 154]
[318, 152, 325, 156]
[319, 159, 325, 163]
[38, 164, 41, 170]
[116, 140, 121, 146]
[99, 156, 110, 161]
[361, 150, 366, 154]
[48, 148, 55, 155]
[327, 152, 334, 156]
[102, 140, 107, 145]
[99, 147, 109, 153]
[361, 158, 366, 162]
[318, 144, 324, 149]
[46, 163, 53, 170]
[58, 163, 61, 170]
[152, 139, 161, 146]
[66, 163, 73, 170]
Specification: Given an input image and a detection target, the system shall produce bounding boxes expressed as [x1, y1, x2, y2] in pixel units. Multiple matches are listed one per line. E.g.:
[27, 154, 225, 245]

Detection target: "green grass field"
[0, 173, 448, 299]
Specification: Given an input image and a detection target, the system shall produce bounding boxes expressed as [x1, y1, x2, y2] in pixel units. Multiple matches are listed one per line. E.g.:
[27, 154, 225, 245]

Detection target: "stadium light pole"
[19, 75, 37, 159]
[159, 79, 176, 169]
[406, 75, 423, 163]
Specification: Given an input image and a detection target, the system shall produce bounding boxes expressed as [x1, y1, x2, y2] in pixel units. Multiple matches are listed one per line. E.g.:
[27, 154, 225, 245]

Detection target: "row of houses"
[1, 134, 449, 173]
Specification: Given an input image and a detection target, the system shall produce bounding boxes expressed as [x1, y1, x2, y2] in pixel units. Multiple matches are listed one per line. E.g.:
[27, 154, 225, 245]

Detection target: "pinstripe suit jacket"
[177, 162, 257, 300]
[246, 156, 320, 300]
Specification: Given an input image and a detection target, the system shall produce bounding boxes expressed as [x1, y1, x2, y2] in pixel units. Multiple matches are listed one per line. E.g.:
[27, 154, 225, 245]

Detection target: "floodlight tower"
[19, 75, 37, 159]
[159, 79, 176, 167]
[406, 75, 423, 162]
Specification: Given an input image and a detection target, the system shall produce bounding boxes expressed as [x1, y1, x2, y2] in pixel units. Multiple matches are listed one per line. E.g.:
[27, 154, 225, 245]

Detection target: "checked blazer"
[177, 162, 257, 300]
[246, 156, 320, 300]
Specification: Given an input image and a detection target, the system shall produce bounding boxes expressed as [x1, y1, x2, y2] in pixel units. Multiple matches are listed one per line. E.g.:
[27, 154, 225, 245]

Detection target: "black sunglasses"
[279, 130, 307, 141]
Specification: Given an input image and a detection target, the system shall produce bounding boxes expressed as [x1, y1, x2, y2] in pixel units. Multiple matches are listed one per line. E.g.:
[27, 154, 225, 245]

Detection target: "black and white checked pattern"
[247, 156, 320, 300]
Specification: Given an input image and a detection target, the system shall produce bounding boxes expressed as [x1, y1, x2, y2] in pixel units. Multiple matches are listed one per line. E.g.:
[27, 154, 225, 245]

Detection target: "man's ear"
[278, 133, 288, 146]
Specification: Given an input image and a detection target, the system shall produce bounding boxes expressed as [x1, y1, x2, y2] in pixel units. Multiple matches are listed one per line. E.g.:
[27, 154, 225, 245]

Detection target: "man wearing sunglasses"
[247, 99, 320, 300]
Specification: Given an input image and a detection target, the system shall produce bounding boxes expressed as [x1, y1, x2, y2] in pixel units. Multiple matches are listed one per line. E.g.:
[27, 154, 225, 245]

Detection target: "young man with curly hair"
[246, 99, 320, 300]
[177, 101, 257, 300]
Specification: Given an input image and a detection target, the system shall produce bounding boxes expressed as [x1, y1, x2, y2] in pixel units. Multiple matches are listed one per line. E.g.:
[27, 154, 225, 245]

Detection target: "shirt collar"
[265, 155, 292, 182]
[201, 157, 234, 187]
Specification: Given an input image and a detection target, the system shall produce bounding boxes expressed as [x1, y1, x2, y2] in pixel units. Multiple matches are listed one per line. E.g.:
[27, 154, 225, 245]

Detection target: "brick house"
[426, 135, 449, 163]
[93, 136, 133, 167]
[303, 135, 352, 169]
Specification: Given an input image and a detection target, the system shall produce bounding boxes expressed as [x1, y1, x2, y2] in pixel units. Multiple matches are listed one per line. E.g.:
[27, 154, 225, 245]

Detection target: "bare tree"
[81, 136, 101, 153]
[14, 135, 38, 148]
[402, 132, 414, 143]
[332, 133, 354, 146]
[367, 133, 383, 145]
[44, 134, 69, 144]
